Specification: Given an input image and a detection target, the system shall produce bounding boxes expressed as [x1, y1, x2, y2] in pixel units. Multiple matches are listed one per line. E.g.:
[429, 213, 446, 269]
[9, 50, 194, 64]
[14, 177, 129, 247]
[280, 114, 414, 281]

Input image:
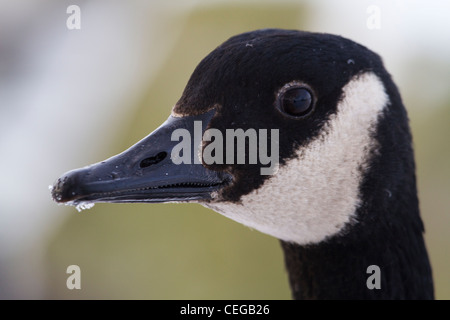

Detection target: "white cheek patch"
[203, 72, 389, 245]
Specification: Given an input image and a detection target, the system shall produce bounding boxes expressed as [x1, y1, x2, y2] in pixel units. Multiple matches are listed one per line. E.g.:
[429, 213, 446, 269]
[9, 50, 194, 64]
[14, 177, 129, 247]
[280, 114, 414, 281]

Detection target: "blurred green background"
[1, 0, 449, 299]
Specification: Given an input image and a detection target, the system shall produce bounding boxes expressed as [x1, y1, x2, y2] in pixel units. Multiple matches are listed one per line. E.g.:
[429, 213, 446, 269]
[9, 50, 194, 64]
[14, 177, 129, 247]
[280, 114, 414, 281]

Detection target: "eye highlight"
[276, 83, 315, 118]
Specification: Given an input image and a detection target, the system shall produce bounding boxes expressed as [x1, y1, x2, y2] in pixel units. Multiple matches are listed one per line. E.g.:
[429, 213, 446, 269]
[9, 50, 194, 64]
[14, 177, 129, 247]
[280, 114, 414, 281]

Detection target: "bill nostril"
[139, 151, 167, 168]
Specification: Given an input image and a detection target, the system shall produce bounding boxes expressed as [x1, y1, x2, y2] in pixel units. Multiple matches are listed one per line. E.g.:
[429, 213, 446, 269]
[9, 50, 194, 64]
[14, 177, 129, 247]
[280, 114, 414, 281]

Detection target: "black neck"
[280, 222, 434, 299]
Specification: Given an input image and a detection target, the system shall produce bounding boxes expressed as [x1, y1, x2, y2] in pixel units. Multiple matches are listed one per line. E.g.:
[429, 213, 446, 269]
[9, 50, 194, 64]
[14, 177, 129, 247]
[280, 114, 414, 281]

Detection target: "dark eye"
[277, 86, 314, 118]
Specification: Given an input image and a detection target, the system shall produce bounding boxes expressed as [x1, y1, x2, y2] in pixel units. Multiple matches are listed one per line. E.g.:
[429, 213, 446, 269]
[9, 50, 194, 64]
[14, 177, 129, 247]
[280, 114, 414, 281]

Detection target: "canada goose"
[51, 29, 434, 299]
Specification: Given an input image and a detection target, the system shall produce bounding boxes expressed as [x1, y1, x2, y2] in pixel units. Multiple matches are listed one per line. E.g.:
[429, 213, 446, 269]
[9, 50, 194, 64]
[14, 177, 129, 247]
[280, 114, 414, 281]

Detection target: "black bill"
[51, 109, 231, 206]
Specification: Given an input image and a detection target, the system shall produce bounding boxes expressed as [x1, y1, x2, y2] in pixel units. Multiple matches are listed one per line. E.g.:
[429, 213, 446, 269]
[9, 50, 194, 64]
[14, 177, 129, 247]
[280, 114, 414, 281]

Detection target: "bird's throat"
[280, 220, 434, 299]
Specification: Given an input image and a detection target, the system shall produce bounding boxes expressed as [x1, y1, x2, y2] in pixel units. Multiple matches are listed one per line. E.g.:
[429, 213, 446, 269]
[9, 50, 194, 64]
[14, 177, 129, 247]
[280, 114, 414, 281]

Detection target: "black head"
[51, 29, 410, 244]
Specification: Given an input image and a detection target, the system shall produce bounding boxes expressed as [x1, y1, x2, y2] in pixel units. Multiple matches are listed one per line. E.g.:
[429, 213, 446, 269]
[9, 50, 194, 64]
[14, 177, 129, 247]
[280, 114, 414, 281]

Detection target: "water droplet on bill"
[75, 202, 95, 212]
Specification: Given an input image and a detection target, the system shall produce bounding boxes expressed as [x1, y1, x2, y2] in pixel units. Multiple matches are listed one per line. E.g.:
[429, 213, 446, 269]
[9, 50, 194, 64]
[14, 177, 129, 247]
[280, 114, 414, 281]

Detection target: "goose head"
[51, 29, 433, 299]
[52, 29, 389, 243]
